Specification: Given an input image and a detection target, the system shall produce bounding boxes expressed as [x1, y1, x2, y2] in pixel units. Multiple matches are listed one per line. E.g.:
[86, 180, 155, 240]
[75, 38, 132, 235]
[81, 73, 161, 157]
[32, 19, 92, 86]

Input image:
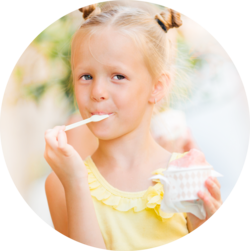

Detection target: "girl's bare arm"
[45, 171, 106, 249]
[45, 171, 68, 237]
[65, 178, 106, 249]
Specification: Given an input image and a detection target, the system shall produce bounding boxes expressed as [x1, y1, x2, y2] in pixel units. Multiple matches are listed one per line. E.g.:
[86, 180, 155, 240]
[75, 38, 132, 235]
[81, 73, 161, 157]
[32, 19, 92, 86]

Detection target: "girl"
[44, 2, 222, 250]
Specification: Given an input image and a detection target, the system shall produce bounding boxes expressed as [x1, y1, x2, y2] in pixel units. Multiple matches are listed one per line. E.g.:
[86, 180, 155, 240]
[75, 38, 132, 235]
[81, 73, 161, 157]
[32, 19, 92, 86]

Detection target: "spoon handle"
[65, 118, 92, 131]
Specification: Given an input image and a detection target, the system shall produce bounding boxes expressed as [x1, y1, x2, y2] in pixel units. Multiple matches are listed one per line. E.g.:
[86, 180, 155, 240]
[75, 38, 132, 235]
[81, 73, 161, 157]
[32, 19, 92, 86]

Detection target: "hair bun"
[155, 8, 182, 31]
[79, 4, 101, 20]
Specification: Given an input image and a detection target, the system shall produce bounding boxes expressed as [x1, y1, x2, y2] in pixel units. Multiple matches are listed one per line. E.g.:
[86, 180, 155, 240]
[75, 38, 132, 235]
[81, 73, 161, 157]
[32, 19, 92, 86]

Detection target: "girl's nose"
[90, 79, 109, 102]
[92, 96, 106, 102]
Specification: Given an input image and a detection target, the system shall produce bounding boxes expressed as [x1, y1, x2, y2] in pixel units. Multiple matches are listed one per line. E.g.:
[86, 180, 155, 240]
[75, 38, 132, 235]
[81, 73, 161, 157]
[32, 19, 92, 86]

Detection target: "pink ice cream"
[170, 148, 210, 168]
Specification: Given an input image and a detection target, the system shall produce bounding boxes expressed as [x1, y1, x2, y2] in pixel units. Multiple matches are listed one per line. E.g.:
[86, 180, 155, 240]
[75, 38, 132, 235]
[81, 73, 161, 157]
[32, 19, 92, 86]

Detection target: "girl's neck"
[91, 122, 167, 171]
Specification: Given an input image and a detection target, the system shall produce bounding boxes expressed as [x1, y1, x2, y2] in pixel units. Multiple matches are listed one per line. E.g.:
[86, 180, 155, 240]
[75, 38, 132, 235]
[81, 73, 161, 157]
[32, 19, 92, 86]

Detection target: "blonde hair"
[71, 1, 182, 111]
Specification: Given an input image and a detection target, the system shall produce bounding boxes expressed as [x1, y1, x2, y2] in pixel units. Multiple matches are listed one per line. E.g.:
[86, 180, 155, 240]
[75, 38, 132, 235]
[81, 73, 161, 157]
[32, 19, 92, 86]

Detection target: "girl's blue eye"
[115, 75, 124, 79]
[81, 75, 125, 80]
[82, 75, 90, 80]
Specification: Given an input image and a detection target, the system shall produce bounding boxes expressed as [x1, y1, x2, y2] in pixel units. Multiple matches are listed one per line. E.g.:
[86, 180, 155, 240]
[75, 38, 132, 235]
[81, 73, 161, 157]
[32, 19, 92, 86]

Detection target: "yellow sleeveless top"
[83, 152, 189, 250]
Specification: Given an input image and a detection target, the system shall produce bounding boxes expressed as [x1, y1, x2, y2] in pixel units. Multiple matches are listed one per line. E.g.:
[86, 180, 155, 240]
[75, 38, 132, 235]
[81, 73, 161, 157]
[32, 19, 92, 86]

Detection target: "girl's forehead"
[72, 27, 145, 69]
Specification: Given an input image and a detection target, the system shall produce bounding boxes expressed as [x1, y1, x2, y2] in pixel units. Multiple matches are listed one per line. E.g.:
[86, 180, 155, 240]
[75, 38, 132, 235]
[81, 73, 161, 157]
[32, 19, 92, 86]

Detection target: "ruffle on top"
[84, 156, 179, 221]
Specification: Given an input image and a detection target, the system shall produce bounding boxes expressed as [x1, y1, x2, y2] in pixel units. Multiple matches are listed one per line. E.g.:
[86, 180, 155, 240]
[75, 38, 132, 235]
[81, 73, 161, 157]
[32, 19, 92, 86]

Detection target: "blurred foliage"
[13, 2, 207, 114]
[14, 12, 78, 113]
[177, 35, 203, 70]
[23, 82, 49, 103]
[167, 31, 205, 109]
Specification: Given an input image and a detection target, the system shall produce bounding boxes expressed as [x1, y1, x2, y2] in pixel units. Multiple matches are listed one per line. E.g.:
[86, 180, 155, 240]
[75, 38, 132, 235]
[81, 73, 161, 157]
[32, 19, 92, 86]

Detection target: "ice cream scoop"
[65, 114, 109, 131]
[169, 148, 209, 167]
[166, 148, 214, 172]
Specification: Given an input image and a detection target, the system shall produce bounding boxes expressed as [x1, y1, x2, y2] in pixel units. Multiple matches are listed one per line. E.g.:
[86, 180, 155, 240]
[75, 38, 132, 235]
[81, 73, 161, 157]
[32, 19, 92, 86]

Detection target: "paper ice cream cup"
[152, 165, 222, 202]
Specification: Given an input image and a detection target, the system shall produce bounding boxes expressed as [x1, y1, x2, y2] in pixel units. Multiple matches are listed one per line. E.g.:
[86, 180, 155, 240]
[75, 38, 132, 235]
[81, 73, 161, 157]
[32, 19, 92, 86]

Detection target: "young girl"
[44, 2, 222, 250]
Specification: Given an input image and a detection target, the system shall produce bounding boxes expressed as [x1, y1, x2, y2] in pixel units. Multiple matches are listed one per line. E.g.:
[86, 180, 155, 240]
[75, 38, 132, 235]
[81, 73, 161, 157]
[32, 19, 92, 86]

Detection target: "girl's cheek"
[75, 85, 88, 103]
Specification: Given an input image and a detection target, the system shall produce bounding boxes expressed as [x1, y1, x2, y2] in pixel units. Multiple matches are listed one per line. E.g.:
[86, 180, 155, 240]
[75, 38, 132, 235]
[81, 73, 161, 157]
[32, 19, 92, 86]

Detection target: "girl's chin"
[90, 130, 120, 141]
[87, 123, 116, 140]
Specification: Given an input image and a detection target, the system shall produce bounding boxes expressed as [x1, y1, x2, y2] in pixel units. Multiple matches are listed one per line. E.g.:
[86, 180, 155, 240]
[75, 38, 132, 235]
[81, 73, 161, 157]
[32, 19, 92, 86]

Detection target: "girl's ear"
[149, 73, 170, 104]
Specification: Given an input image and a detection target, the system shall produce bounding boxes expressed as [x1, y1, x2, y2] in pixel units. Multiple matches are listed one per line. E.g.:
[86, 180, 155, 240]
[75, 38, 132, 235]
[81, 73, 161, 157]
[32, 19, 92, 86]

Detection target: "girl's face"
[72, 28, 155, 140]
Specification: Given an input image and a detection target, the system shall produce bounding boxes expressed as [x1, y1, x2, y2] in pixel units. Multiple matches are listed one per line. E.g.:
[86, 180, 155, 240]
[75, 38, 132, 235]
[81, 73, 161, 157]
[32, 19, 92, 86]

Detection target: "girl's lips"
[91, 112, 114, 116]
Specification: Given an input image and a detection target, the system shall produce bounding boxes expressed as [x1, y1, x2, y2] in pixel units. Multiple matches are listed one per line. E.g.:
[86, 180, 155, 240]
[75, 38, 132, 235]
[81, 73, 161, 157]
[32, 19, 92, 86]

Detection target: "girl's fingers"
[58, 130, 68, 152]
[198, 191, 216, 218]
[57, 129, 74, 157]
[45, 126, 65, 148]
[205, 177, 221, 201]
[52, 126, 64, 140]
[210, 177, 221, 188]
[55, 125, 66, 141]
[45, 126, 61, 139]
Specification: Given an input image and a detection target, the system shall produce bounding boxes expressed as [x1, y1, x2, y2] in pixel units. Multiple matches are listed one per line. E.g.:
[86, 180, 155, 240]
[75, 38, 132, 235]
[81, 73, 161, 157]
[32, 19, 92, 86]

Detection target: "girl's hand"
[44, 125, 88, 188]
[187, 176, 223, 232]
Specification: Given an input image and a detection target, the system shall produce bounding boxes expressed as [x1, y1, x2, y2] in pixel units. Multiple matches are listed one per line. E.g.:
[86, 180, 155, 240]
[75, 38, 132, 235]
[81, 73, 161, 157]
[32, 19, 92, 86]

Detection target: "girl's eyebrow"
[74, 63, 132, 74]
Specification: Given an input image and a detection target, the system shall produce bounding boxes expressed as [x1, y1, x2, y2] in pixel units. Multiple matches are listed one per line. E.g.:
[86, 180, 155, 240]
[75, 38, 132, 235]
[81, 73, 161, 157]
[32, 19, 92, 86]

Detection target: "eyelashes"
[80, 74, 125, 81]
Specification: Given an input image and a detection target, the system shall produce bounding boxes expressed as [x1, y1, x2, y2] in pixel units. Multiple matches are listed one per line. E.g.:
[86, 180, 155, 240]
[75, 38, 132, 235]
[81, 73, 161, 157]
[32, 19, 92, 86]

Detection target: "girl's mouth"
[91, 112, 114, 116]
